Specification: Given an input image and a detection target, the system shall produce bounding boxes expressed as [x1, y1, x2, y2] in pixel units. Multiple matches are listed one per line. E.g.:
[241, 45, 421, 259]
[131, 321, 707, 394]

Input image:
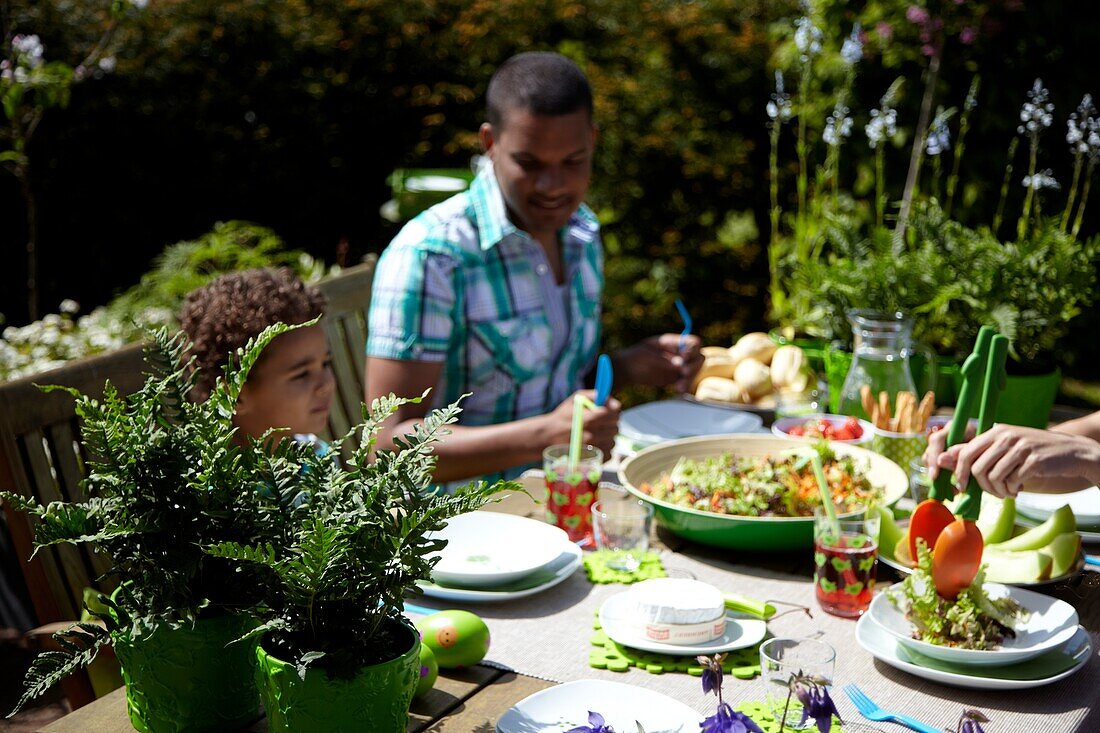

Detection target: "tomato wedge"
[932, 519, 984, 600]
[907, 499, 955, 561]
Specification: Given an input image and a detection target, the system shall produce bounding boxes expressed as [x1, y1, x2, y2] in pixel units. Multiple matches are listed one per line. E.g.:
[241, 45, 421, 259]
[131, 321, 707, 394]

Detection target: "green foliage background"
[2, 0, 1099, 377]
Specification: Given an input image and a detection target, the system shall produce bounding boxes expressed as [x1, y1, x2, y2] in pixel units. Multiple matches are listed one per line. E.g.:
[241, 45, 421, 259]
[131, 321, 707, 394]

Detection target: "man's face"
[479, 107, 596, 239]
[234, 325, 335, 441]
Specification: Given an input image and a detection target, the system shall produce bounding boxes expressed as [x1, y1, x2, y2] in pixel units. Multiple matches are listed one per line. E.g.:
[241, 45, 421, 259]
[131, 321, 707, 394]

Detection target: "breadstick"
[861, 385, 875, 419]
[878, 391, 890, 430]
[916, 390, 936, 432]
[900, 393, 915, 433]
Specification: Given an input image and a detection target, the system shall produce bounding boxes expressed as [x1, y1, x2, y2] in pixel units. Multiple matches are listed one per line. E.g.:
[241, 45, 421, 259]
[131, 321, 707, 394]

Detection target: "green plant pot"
[112, 614, 260, 733]
[953, 366, 1061, 428]
[256, 620, 421, 733]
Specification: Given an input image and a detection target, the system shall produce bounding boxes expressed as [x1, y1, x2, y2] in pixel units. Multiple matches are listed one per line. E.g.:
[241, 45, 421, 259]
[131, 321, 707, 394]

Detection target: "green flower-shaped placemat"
[734, 700, 851, 733]
[588, 613, 761, 677]
[583, 550, 667, 584]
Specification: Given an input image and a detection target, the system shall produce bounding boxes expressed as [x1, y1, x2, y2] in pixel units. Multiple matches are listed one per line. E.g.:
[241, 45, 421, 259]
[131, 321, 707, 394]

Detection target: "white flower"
[823, 103, 852, 146]
[59, 299, 80, 315]
[1067, 94, 1095, 155]
[794, 16, 823, 62]
[866, 107, 897, 149]
[841, 24, 863, 65]
[1088, 127, 1100, 163]
[129, 0, 150, 8]
[766, 70, 793, 122]
[12, 34, 44, 67]
[98, 56, 117, 73]
[1022, 169, 1060, 190]
[1017, 78, 1054, 136]
[964, 78, 980, 112]
[926, 118, 951, 156]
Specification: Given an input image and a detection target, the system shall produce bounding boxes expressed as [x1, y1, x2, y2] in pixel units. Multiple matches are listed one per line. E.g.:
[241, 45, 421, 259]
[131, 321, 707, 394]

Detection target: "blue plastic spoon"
[594, 354, 613, 407]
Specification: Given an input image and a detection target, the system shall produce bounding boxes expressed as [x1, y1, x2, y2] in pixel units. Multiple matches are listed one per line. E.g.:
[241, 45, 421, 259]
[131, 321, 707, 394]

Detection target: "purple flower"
[700, 703, 765, 733]
[876, 21, 893, 40]
[793, 681, 842, 733]
[566, 711, 617, 733]
[697, 654, 726, 699]
[906, 6, 930, 24]
[957, 709, 990, 733]
[959, 26, 977, 44]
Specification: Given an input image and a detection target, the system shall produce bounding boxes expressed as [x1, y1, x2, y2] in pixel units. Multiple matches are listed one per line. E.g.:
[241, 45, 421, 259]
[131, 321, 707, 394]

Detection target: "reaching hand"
[613, 333, 703, 392]
[539, 390, 621, 457]
[932, 423, 1100, 497]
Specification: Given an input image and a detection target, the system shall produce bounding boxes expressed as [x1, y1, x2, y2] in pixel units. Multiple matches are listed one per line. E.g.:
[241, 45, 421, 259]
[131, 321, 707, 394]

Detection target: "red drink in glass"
[813, 532, 877, 618]
[543, 444, 603, 549]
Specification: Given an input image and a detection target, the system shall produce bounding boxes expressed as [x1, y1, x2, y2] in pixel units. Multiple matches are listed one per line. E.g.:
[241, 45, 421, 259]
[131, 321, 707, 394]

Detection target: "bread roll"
[770, 345, 807, 390]
[695, 377, 748, 404]
[691, 347, 739, 390]
[734, 358, 772, 399]
[731, 332, 777, 365]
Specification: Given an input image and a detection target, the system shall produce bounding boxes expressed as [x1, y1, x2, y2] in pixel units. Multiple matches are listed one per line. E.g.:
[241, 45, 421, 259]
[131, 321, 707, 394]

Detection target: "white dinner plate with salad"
[496, 679, 701, 732]
[868, 582, 1080, 666]
[598, 592, 768, 655]
[417, 544, 581, 602]
[1016, 487, 1100, 528]
[427, 512, 568, 587]
[619, 399, 764, 447]
[856, 614, 1091, 690]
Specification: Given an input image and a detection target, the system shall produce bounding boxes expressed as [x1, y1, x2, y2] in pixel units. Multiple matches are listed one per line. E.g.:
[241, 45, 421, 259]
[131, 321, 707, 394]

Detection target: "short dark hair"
[486, 52, 593, 129]
[180, 267, 327, 401]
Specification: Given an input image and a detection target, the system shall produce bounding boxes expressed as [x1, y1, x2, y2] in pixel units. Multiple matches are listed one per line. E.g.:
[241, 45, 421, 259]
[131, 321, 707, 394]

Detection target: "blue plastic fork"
[674, 299, 692, 354]
[843, 684, 941, 733]
[594, 354, 614, 407]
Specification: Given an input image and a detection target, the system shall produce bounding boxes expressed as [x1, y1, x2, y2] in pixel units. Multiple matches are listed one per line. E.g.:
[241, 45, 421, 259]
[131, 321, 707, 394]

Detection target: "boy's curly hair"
[181, 267, 327, 401]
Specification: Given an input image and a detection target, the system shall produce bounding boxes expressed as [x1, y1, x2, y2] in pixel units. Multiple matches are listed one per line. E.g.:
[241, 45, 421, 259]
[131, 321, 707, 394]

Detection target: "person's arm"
[933, 422, 1100, 497]
[611, 333, 703, 392]
[1050, 410, 1100, 441]
[365, 357, 620, 484]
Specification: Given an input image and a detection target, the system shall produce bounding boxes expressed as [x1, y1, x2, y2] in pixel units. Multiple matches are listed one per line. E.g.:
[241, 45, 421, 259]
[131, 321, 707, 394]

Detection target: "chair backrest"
[0, 256, 377, 624]
[315, 256, 376, 450]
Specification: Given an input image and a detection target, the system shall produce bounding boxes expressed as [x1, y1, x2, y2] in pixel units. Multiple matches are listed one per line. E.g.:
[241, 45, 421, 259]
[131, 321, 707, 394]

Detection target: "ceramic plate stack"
[856, 582, 1091, 689]
[417, 512, 582, 602]
[616, 399, 765, 456]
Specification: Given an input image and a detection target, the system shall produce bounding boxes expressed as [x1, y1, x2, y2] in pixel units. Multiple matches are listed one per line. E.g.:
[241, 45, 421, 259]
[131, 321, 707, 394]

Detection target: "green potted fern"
[205, 395, 514, 733]
[2, 324, 300, 731]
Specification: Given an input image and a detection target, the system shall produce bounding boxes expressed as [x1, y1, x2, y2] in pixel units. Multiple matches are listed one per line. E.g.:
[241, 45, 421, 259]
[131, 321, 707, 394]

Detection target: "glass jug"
[836, 310, 935, 421]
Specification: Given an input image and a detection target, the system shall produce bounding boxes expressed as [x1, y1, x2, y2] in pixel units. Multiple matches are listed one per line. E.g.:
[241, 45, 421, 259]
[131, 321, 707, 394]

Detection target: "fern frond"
[8, 623, 110, 716]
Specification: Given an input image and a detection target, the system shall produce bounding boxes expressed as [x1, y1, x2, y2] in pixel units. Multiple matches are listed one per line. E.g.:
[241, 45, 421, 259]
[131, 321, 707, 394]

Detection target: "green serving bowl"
[618, 434, 908, 551]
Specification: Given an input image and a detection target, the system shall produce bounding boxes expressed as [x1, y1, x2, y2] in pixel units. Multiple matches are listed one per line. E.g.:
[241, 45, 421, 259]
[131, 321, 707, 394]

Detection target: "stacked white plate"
[1016, 486, 1100, 534]
[857, 582, 1090, 689]
[617, 399, 765, 456]
[418, 512, 582, 601]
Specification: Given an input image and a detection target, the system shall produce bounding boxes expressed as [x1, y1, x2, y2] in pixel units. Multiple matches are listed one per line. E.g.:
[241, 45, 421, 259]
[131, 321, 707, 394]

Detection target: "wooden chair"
[0, 256, 378, 708]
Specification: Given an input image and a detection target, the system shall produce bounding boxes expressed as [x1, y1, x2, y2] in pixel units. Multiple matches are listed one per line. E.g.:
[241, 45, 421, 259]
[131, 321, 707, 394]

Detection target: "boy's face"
[479, 107, 596, 240]
[234, 325, 335, 441]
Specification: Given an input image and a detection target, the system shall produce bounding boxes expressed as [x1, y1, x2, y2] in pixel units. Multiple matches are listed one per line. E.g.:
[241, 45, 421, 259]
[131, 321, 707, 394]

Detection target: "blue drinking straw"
[674, 299, 692, 354]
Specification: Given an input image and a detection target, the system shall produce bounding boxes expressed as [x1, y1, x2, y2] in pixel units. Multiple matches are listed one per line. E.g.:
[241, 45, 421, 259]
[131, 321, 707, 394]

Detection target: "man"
[366, 52, 701, 483]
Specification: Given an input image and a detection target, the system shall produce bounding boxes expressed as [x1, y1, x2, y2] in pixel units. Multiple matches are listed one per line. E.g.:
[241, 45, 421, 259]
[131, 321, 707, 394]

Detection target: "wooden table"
[39, 477, 1100, 732]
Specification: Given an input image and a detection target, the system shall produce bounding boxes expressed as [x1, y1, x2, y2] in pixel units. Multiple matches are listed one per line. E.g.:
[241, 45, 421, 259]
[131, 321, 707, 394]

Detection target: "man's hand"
[923, 420, 976, 481]
[613, 333, 703, 392]
[536, 389, 621, 457]
[932, 423, 1100, 497]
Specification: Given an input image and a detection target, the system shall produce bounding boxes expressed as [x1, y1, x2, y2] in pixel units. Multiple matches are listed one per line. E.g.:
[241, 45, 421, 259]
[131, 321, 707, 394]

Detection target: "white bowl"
[428, 512, 568, 587]
[496, 679, 701, 732]
[868, 582, 1079, 666]
[771, 413, 873, 444]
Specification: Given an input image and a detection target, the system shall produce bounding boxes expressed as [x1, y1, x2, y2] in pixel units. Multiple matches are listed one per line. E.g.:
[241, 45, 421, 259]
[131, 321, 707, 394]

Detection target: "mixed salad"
[887, 543, 1029, 650]
[638, 443, 879, 517]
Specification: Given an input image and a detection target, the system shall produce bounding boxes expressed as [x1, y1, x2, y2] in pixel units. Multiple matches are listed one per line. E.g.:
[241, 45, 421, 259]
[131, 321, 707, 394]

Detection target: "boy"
[181, 267, 335, 443]
[366, 52, 702, 483]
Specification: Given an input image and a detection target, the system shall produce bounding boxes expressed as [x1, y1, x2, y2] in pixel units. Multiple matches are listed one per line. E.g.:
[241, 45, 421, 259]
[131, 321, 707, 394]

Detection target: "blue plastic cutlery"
[594, 354, 614, 407]
[844, 684, 940, 733]
[1085, 555, 1100, 567]
[674, 299, 692, 354]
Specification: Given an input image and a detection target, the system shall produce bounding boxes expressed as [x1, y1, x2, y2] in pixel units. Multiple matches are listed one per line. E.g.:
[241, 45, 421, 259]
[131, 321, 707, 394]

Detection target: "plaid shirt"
[367, 164, 604, 480]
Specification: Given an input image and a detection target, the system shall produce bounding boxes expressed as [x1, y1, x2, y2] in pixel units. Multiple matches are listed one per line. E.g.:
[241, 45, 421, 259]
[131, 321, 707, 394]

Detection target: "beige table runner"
[407, 550, 1099, 733]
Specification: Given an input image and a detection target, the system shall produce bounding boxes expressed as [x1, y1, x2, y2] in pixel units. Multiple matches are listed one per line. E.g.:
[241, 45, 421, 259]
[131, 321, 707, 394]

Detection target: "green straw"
[569, 393, 597, 469]
[810, 453, 841, 538]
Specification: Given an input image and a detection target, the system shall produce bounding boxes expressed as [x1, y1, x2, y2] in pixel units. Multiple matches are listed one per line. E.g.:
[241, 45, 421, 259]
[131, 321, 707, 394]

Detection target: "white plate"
[869, 583, 1079, 666]
[856, 613, 1091, 690]
[1016, 487, 1100, 528]
[405, 174, 468, 192]
[416, 543, 581, 602]
[428, 513, 568, 587]
[619, 399, 763, 446]
[598, 591, 768, 655]
[496, 679, 701, 733]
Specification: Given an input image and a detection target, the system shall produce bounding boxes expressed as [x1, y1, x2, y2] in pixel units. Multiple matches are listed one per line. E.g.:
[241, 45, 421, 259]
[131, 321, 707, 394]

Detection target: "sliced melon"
[982, 548, 1053, 583]
[1042, 532, 1082, 578]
